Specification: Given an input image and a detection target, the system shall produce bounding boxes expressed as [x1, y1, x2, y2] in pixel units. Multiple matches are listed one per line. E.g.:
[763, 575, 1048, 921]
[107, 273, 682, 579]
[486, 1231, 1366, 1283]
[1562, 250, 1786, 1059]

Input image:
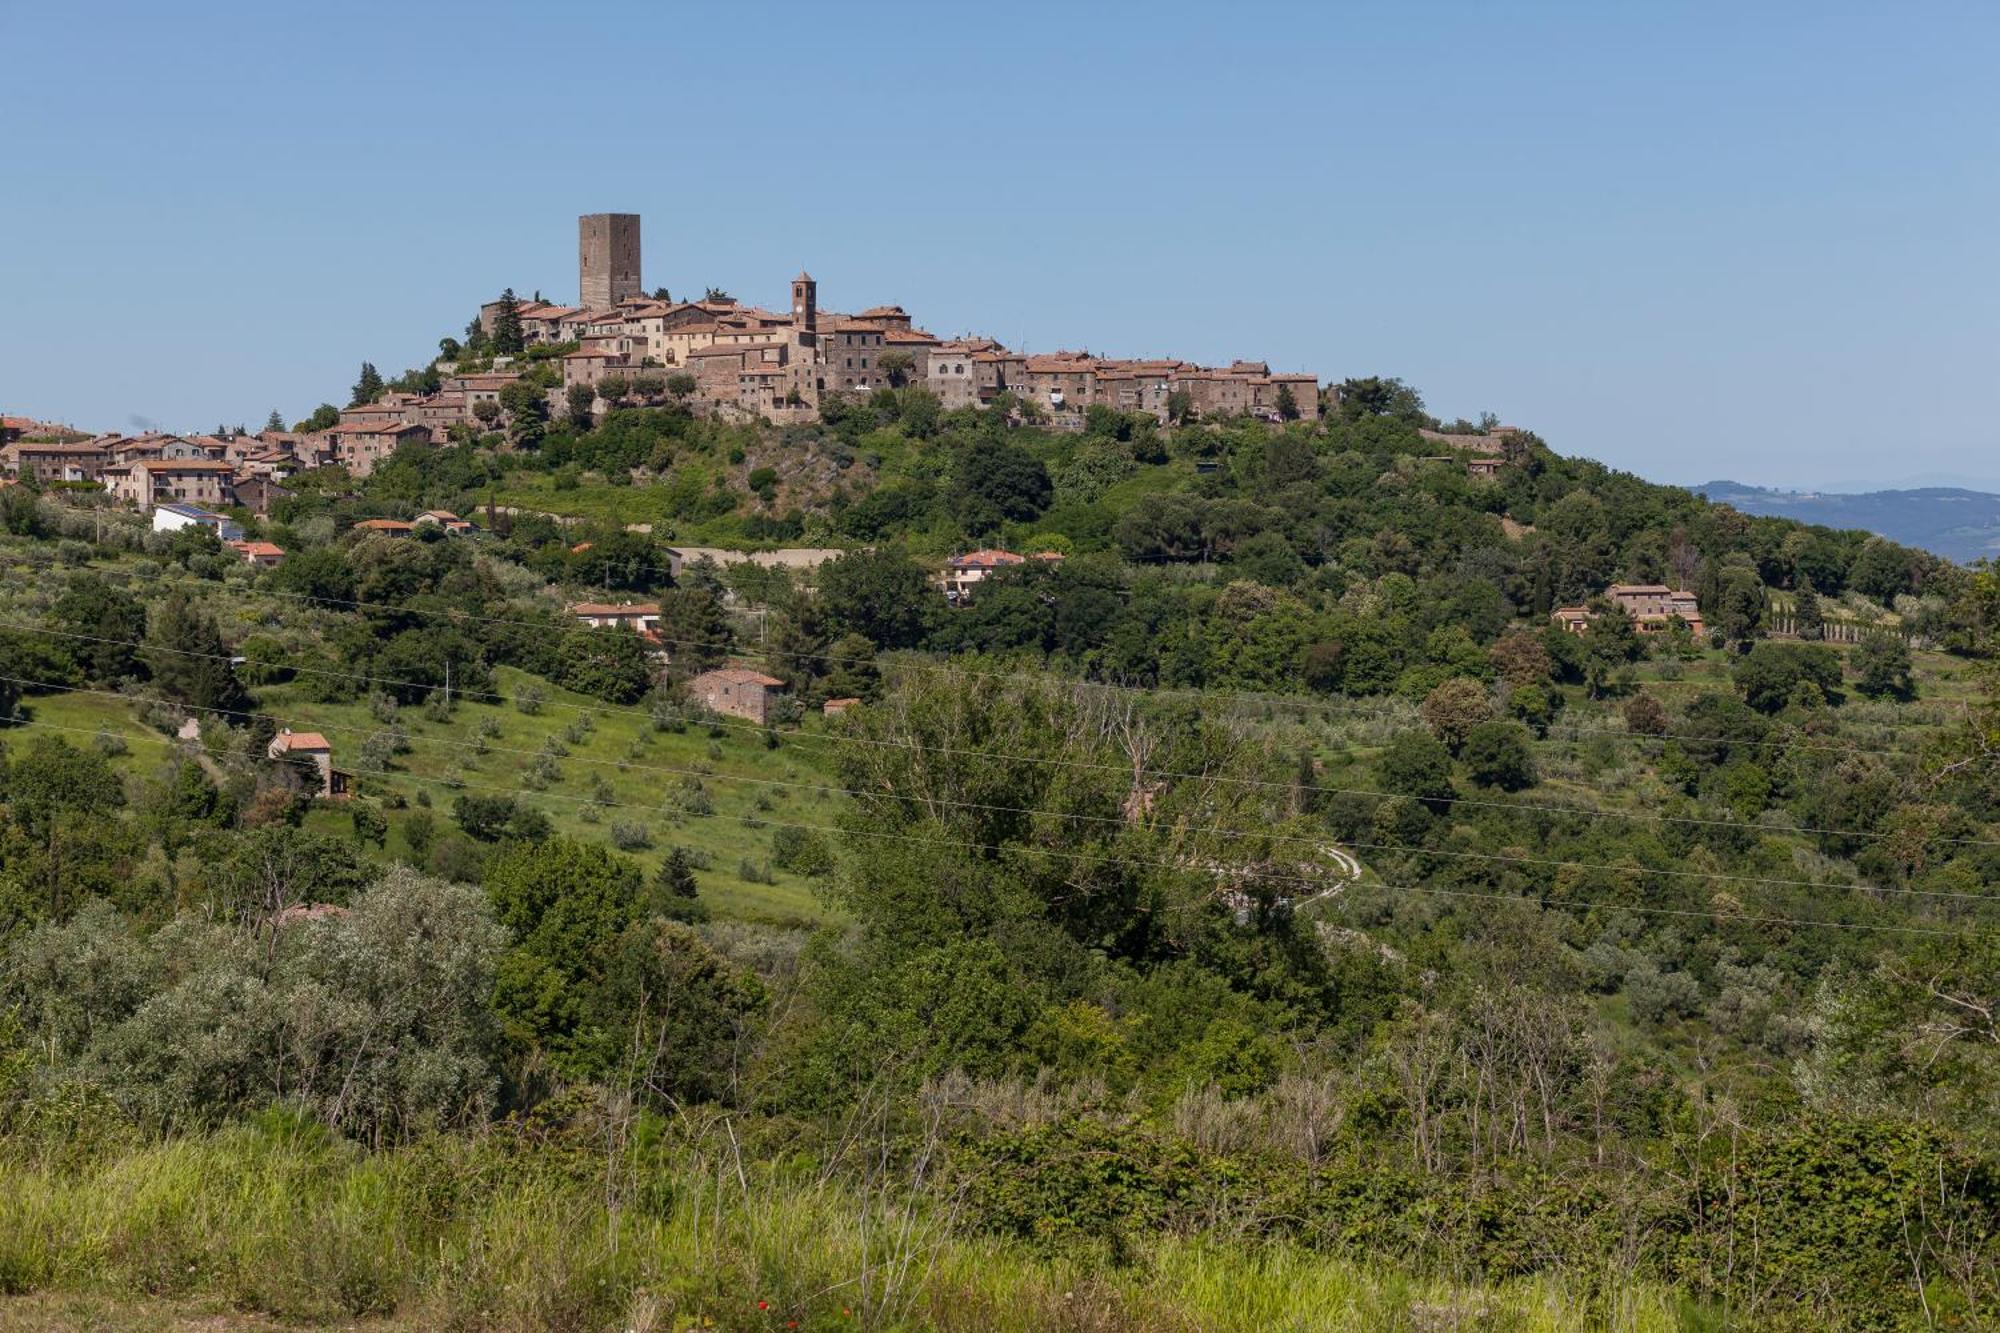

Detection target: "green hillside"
[1, 381, 1997, 1329]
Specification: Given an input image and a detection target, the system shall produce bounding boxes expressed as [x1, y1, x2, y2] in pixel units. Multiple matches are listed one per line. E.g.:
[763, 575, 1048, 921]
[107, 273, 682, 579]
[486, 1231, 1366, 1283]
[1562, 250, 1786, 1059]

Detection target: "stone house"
[687, 667, 788, 725]
[320, 421, 431, 478]
[0, 439, 114, 482]
[268, 729, 349, 799]
[227, 539, 286, 567]
[569, 602, 661, 635]
[108, 459, 237, 510]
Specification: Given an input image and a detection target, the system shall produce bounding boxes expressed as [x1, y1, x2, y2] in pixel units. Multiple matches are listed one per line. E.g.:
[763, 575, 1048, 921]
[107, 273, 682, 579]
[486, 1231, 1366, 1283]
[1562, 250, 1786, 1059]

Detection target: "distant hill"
[1695, 479, 2000, 564]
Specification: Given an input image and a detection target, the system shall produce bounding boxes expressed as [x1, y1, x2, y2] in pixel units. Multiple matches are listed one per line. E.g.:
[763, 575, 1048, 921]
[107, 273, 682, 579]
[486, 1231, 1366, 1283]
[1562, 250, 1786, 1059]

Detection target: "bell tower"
[791, 270, 817, 334]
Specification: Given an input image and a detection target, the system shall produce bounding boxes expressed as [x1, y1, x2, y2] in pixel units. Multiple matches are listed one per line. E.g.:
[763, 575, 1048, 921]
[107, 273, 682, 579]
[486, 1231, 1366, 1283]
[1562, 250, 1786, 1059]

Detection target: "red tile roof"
[695, 667, 786, 688]
[948, 549, 1027, 569]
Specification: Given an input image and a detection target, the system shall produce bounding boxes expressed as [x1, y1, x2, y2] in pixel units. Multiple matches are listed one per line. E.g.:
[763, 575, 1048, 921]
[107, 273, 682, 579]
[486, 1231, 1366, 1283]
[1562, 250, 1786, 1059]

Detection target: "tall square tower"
[579, 213, 641, 308]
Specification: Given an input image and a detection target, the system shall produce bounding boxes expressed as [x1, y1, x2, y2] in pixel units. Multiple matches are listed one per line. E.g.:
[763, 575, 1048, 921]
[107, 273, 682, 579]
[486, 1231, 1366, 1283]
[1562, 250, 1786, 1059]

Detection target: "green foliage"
[348, 362, 384, 407]
[556, 626, 653, 704]
[1853, 633, 1915, 701]
[1460, 720, 1538, 790]
[1734, 640, 1843, 713]
[143, 593, 251, 719]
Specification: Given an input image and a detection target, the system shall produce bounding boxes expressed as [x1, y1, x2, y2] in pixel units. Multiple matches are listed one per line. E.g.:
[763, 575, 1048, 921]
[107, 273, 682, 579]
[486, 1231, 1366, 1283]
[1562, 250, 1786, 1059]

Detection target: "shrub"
[771, 826, 835, 877]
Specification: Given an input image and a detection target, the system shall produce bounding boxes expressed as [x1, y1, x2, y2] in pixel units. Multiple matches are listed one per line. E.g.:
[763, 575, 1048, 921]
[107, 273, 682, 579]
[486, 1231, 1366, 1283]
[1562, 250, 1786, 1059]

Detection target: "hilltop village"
[2, 213, 1323, 490]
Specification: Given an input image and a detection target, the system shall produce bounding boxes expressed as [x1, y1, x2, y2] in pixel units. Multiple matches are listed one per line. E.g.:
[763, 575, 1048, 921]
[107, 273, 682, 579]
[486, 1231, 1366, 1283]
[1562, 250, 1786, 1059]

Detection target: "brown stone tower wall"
[579, 213, 641, 307]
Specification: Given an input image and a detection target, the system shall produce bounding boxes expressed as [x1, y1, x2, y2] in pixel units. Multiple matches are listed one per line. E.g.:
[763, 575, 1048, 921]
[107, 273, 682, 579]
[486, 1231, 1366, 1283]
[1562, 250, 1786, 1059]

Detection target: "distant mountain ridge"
[1695, 479, 2000, 565]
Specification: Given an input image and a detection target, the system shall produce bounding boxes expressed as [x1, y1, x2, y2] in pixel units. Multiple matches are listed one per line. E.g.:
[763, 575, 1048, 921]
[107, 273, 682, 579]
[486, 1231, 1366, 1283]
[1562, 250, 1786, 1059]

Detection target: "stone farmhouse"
[1553, 583, 1706, 638]
[687, 667, 788, 725]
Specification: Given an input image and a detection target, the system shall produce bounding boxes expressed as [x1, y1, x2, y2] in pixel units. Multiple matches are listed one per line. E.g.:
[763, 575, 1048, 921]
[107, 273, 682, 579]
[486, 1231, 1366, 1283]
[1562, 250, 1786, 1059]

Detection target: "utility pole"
[444, 659, 451, 708]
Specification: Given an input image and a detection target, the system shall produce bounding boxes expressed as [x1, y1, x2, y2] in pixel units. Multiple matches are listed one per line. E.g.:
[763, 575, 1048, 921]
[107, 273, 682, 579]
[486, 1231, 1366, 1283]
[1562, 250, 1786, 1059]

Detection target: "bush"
[771, 826, 835, 877]
[609, 821, 651, 851]
[1460, 721, 1538, 791]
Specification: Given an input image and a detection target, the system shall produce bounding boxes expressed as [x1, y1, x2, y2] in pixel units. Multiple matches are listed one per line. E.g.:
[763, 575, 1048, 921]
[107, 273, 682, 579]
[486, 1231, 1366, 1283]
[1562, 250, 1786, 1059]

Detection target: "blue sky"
[2, 1, 1994, 488]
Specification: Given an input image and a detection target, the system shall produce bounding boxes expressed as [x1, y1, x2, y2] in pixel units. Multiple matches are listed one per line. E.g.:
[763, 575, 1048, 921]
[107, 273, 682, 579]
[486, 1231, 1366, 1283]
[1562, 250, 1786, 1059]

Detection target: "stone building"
[687, 667, 788, 725]
[579, 213, 641, 308]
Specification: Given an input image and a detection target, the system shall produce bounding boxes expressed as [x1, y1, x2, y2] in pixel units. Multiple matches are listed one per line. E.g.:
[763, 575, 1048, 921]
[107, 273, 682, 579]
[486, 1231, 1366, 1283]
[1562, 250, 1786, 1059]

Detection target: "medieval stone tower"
[579, 213, 641, 307]
[791, 270, 817, 335]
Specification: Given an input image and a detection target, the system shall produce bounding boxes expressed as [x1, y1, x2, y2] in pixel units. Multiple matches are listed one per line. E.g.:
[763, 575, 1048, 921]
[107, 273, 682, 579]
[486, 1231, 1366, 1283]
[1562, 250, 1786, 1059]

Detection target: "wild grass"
[0, 1120, 1698, 1332]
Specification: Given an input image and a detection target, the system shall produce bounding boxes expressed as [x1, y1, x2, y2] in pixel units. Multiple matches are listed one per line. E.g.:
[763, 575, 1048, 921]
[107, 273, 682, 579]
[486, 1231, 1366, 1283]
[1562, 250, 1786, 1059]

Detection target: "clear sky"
[2, 1, 1994, 489]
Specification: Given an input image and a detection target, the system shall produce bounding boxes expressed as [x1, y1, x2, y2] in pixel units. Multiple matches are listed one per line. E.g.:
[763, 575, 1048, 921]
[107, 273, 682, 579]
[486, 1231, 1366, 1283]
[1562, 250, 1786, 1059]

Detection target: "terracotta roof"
[229, 540, 286, 558]
[857, 305, 906, 318]
[323, 420, 427, 436]
[570, 602, 660, 617]
[135, 459, 235, 472]
[352, 519, 414, 532]
[884, 328, 939, 344]
[948, 549, 1027, 569]
[695, 667, 786, 688]
[5, 441, 111, 455]
[271, 730, 331, 753]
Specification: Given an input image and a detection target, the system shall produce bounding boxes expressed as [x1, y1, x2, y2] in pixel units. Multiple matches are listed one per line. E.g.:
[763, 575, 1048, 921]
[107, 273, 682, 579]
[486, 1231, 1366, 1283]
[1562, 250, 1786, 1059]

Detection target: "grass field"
[0, 1123, 1705, 1333]
[16, 666, 844, 928]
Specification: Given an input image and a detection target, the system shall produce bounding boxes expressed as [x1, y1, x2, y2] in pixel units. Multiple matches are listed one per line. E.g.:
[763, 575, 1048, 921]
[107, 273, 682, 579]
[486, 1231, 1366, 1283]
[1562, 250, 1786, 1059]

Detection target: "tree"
[651, 846, 707, 922]
[52, 574, 148, 685]
[1461, 721, 1538, 790]
[1734, 641, 1843, 713]
[878, 350, 916, 388]
[953, 440, 1052, 530]
[1795, 586, 1825, 640]
[654, 587, 734, 672]
[1421, 677, 1494, 753]
[1166, 388, 1196, 425]
[1623, 692, 1669, 735]
[491, 288, 525, 355]
[263, 409, 285, 433]
[1853, 633, 1915, 701]
[451, 792, 551, 843]
[1275, 383, 1300, 421]
[472, 398, 501, 427]
[557, 627, 654, 704]
[483, 836, 645, 1071]
[144, 593, 250, 720]
[271, 546, 354, 608]
[1848, 539, 1917, 604]
[1337, 376, 1427, 424]
[703, 287, 735, 303]
[1378, 731, 1456, 809]
[900, 388, 941, 439]
[296, 403, 339, 433]
[819, 548, 938, 651]
[595, 919, 762, 1105]
[349, 362, 385, 407]
[666, 372, 697, 399]
[565, 382, 596, 429]
[498, 379, 548, 447]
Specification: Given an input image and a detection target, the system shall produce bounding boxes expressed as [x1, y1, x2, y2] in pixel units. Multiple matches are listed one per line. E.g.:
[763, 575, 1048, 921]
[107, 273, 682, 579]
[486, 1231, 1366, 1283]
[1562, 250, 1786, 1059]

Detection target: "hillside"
[1699, 477, 2000, 563]
[0, 385, 1997, 1329]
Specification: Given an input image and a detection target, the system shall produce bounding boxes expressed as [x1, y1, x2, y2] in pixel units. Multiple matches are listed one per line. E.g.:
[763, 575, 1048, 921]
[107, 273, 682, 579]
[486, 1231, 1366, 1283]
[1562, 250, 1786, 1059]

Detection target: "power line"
[154, 575, 1956, 762]
[0, 712, 1970, 940]
[2, 614, 1994, 850]
[6, 673, 1997, 908]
